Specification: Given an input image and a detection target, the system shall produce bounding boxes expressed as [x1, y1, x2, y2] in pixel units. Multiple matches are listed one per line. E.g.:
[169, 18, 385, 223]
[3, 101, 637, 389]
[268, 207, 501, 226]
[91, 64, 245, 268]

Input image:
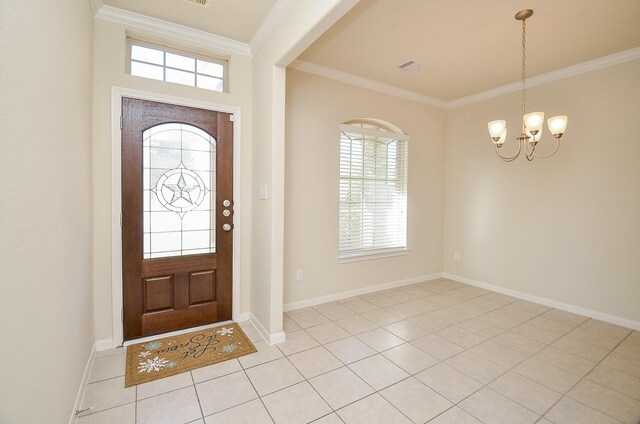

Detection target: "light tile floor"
[77, 279, 640, 424]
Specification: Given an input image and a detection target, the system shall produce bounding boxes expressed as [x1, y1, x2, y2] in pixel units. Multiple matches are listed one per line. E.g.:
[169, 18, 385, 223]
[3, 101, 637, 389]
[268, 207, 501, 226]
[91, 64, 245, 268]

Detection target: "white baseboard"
[283, 273, 443, 312]
[69, 342, 97, 424]
[236, 312, 251, 323]
[249, 313, 286, 345]
[443, 273, 640, 331]
[95, 339, 116, 351]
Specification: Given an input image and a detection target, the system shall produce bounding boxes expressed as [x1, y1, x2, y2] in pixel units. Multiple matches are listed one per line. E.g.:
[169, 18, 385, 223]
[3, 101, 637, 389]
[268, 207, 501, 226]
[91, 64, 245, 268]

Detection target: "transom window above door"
[127, 38, 227, 93]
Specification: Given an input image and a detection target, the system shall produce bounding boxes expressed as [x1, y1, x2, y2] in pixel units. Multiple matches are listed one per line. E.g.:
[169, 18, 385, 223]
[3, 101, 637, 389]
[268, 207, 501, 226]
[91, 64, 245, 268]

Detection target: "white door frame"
[110, 87, 243, 347]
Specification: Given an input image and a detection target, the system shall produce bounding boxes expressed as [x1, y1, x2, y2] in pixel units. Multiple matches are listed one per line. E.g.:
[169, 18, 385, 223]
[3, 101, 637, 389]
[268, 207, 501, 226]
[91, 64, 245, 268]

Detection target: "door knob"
[223, 199, 231, 207]
[223, 223, 232, 232]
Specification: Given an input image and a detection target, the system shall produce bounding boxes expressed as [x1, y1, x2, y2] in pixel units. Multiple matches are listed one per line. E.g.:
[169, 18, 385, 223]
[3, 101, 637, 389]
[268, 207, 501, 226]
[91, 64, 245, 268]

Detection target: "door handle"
[223, 223, 233, 232]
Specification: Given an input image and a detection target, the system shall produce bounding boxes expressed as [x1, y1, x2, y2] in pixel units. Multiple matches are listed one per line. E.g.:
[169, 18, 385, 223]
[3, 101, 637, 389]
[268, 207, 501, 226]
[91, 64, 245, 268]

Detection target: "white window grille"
[339, 121, 409, 260]
[128, 39, 226, 93]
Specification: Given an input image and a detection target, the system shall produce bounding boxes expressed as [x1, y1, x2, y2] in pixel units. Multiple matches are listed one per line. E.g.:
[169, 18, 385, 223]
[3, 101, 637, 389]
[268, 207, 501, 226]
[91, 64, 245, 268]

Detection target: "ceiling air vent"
[181, 0, 212, 8]
[398, 61, 424, 72]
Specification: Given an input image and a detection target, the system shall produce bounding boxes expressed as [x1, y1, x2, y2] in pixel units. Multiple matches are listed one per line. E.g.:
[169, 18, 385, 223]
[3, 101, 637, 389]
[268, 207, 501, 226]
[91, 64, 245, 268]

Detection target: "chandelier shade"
[487, 10, 568, 161]
[488, 120, 506, 140]
[548, 115, 568, 137]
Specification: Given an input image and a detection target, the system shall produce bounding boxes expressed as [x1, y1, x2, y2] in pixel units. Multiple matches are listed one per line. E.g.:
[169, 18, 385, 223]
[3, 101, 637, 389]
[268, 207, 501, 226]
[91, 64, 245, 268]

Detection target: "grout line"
[190, 370, 206, 422]
[240, 367, 277, 424]
[85, 373, 126, 386]
[75, 401, 137, 420]
[199, 396, 267, 421]
[134, 384, 137, 424]
[281, 348, 337, 413]
[532, 332, 632, 423]
[137, 382, 199, 400]
[423, 405, 461, 423]
[310, 412, 346, 423]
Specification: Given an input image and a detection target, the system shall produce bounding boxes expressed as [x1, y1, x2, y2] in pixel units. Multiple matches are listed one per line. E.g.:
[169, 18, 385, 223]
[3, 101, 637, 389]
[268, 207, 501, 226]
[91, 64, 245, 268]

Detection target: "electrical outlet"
[454, 252, 461, 262]
[296, 269, 304, 281]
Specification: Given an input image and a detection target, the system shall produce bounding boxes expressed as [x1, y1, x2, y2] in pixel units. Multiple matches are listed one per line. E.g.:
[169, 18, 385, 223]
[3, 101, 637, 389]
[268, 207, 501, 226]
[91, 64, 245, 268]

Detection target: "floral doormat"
[125, 322, 257, 387]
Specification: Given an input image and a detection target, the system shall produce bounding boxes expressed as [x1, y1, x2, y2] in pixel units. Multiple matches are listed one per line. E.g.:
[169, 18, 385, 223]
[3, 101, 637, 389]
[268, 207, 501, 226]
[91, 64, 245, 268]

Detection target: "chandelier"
[487, 9, 568, 162]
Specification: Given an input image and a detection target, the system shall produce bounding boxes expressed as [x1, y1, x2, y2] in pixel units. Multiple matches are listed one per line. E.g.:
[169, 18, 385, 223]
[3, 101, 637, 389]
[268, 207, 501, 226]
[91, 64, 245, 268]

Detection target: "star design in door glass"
[155, 167, 207, 215]
[164, 172, 198, 205]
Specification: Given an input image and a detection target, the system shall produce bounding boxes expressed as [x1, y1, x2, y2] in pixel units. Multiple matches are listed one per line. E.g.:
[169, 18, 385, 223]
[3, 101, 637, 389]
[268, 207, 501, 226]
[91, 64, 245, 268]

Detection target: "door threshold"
[122, 319, 237, 347]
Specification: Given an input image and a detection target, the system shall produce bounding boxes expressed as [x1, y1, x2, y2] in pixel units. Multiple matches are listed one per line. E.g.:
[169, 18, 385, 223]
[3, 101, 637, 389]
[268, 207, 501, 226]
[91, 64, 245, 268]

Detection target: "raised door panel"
[143, 275, 174, 313]
[189, 270, 216, 306]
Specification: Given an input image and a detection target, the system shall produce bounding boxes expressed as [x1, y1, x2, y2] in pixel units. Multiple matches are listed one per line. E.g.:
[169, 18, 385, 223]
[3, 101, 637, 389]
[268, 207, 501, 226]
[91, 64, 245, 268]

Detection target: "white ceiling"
[103, 0, 277, 43]
[297, 0, 640, 101]
[102, 0, 639, 101]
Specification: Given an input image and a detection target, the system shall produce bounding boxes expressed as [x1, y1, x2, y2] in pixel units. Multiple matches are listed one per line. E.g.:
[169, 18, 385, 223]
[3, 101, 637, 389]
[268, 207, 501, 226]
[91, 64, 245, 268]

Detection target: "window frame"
[338, 121, 410, 262]
[126, 37, 228, 93]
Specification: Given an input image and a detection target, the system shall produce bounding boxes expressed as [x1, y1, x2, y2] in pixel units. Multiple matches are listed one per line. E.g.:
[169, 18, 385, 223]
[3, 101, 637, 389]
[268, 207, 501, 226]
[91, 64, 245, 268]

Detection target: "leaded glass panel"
[142, 123, 216, 259]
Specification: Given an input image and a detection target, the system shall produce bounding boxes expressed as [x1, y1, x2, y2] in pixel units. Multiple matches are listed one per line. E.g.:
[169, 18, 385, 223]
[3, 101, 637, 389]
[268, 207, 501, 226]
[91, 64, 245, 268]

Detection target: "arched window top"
[341, 118, 410, 143]
[342, 118, 406, 136]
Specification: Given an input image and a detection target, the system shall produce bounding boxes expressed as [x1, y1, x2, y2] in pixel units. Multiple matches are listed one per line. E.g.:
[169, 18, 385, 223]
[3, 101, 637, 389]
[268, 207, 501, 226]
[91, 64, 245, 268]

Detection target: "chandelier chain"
[521, 18, 527, 125]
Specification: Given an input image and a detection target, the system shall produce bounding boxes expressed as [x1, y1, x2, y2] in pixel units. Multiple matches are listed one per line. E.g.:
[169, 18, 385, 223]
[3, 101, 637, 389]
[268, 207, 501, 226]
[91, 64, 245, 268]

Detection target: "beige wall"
[284, 70, 446, 304]
[0, 0, 94, 422]
[92, 19, 254, 342]
[444, 60, 640, 322]
[251, 0, 359, 334]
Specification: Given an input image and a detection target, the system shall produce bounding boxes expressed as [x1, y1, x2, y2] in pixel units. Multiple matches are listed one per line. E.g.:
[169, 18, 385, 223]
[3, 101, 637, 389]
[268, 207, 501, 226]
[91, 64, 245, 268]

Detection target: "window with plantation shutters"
[339, 120, 409, 260]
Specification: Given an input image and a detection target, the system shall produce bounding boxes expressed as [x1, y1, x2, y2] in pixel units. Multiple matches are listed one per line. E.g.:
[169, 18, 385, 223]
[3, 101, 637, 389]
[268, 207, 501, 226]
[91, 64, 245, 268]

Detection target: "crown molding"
[290, 60, 448, 109]
[292, 47, 640, 110]
[447, 47, 640, 109]
[249, 0, 296, 54]
[94, 5, 252, 57]
[90, 0, 103, 15]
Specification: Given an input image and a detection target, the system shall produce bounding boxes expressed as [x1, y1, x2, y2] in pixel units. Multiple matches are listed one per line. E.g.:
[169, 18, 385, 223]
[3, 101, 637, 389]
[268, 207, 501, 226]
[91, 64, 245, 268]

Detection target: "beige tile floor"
[76, 279, 640, 424]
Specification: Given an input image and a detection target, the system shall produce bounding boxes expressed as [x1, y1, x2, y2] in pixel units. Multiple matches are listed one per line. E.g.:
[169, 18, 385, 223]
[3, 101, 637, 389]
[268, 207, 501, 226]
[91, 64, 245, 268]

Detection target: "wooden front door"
[121, 97, 234, 341]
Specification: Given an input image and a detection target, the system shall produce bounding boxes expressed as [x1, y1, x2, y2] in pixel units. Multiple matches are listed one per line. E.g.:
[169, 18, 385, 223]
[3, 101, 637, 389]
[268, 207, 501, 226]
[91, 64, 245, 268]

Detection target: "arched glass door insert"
[142, 123, 216, 258]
